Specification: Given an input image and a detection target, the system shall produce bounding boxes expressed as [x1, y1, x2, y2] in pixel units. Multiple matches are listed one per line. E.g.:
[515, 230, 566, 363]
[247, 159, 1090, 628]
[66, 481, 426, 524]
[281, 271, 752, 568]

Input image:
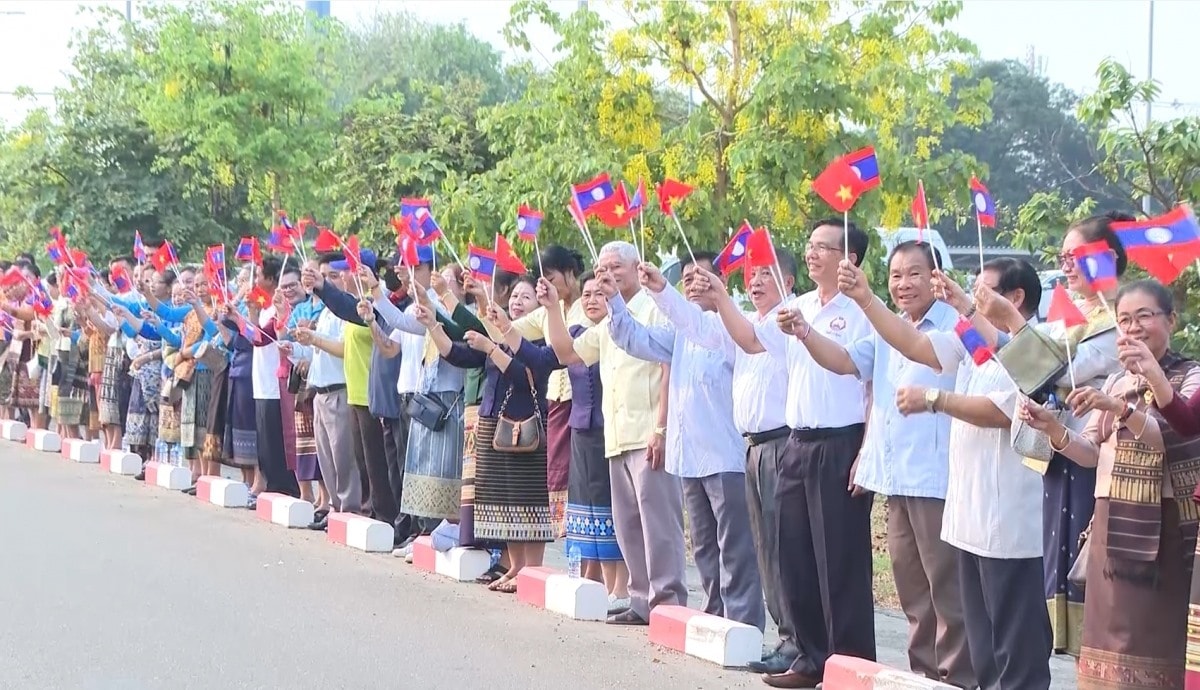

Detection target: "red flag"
[397, 226, 421, 268]
[0, 266, 24, 288]
[494, 234, 528, 275]
[811, 146, 881, 213]
[1046, 284, 1087, 328]
[314, 227, 342, 253]
[594, 183, 636, 228]
[344, 235, 362, 273]
[150, 243, 173, 273]
[911, 180, 929, 238]
[246, 286, 272, 310]
[746, 228, 777, 269]
[656, 178, 694, 216]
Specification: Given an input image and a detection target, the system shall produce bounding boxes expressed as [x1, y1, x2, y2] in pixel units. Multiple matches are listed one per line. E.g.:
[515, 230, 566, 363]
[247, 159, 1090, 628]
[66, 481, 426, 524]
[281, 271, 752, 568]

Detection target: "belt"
[743, 426, 789, 447]
[311, 383, 346, 395]
[790, 423, 865, 441]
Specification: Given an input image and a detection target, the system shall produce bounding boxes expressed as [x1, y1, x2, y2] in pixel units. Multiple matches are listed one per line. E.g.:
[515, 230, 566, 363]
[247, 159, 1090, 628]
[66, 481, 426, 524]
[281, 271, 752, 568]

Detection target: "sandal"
[475, 564, 508, 585]
[494, 580, 518, 594]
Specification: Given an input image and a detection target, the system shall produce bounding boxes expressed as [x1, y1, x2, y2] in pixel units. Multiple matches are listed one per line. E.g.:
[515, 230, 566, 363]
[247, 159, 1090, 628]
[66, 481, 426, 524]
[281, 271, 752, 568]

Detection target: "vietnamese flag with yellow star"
[811, 146, 881, 213]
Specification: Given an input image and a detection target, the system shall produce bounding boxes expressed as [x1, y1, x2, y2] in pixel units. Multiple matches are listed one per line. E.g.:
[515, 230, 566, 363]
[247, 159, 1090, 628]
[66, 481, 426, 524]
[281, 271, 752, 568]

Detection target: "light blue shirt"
[847, 300, 960, 499]
[607, 291, 744, 479]
[374, 290, 466, 396]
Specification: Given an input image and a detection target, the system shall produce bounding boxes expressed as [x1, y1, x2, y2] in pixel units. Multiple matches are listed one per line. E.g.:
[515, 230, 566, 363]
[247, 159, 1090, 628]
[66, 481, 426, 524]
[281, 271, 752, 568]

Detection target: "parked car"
[1038, 270, 1066, 321]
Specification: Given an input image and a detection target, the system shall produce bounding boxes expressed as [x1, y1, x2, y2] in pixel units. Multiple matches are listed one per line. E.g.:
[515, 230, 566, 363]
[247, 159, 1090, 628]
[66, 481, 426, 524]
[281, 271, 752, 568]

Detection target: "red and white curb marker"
[411, 536, 491, 582]
[823, 655, 955, 689]
[648, 605, 763, 668]
[326, 512, 393, 552]
[516, 566, 608, 622]
[25, 429, 61, 453]
[100, 449, 142, 475]
[143, 461, 191, 491]
[0, 419, 27, 441]
[255, 493, 314, 528]
[195, 476, 249, 508]
[61, 439, 101, 463]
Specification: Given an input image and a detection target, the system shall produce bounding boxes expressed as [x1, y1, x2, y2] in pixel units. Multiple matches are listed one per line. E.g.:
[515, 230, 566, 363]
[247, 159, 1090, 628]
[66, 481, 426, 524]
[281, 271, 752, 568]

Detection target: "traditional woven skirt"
[98, 345, 129, 427]
[38, 353, 55, 414]
[124, 367, 160, 448]
[293, 394, 320, 481]
[458, 404, 480, 547]
[565, 426, 621, 561]
[278, 380, 298, 473]
[158, 399, 180, 445]
[222, 376, 257, 468]
[180, 368, 213, 454]
[546, 400, 571, 539]
[15, 363, 39, 411]
[54, 348, 89, 427]
[1079, 498, 1189, 690]
[203, 368, 230, 466]
[1045, 453, 1097, 656]
[400, 390, 464, 521]
[472, 415, 552, 543]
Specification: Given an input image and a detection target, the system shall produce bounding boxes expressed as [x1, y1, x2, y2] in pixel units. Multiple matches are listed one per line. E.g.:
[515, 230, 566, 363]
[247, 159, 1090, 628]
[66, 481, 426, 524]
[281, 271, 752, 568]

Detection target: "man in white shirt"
[649, 249, 799, 670]
[608, 252, 764, 631]
[837, 256, 1052, 690]
[784, 241, 973, 687]
[708, 219, 875, 688]
[248, 257, 300, 498]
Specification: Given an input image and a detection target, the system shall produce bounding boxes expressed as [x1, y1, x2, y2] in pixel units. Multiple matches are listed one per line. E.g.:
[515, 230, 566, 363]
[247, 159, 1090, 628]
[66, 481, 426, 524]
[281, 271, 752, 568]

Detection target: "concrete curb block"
[648, 605, 763, 668]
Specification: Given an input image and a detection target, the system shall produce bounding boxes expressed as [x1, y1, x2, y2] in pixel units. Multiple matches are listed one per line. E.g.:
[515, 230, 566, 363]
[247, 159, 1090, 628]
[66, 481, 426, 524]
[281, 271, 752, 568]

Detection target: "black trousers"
[255, 398, 300, 497]
[382, 415, 414, 540]
[350, 404, 394, 531]
[778, 425, 875, 677]
[957, 549, 1051, 690]
[745, 433, 796, 656]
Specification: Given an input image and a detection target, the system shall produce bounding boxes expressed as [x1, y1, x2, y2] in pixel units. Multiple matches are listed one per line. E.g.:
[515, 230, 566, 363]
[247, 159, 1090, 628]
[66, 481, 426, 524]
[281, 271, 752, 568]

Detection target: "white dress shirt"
[651, 286, 788, 435]
[292, 305, 346, 388]
[251, 306, 281, 400]
[757, 291, 870, 430]
[847, 300, 960, 499]
[608, 288, 744, 478]
[930, 329, 1043, 560]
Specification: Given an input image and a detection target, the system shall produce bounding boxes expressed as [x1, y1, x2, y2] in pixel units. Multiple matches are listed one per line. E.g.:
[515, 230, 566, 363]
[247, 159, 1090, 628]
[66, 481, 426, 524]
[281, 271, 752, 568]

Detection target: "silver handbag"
[1011, 404, 1068, 462]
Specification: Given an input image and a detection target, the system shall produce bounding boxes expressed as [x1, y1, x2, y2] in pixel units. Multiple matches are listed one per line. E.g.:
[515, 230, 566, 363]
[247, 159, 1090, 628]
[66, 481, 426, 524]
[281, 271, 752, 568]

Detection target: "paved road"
[0, 444, 1077, 688]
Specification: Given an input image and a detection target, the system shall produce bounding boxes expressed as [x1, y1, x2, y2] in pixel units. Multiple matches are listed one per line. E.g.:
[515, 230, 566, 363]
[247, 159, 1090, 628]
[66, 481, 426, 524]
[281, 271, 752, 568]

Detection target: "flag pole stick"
[533, 235, 545, 278]
[1065, 336, 1077, 389]
[670, 213, 697, 265]
[438, 235, 465, 269]
[975, 213, 985, 271]
[638, 210, 646, 262]
[764, 228, 788, 300]
[1097, 291, 1118, 323]
[843, 210, 850, 262]
[628, 220, 642, 263]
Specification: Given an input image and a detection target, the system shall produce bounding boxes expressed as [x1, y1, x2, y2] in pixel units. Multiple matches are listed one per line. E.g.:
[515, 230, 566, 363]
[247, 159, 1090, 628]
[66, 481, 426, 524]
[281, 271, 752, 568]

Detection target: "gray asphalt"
[0, 442, 1076, 689]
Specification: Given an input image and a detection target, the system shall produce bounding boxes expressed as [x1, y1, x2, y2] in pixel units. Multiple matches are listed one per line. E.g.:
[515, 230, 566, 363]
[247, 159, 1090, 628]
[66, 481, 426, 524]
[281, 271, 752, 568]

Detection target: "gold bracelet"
[1049, 427, 1069, 452]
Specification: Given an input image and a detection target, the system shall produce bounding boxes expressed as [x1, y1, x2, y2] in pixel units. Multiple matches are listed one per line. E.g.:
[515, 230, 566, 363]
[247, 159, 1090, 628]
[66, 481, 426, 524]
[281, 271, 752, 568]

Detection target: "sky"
[0, 0, 1196, 126]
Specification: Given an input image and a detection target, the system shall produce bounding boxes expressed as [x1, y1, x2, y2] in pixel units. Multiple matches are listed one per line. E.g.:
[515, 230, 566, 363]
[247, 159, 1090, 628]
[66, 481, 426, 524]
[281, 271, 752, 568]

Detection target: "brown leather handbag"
[492, 369, 543, 453]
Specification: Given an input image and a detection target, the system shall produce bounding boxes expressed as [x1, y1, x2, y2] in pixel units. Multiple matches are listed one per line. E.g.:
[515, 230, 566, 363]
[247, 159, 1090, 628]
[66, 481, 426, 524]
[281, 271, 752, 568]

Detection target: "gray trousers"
[610, 448, 688, 619]
[745, 434, 794, 651]
[683, 472, 765, 630]
[313, 388, 361, 514]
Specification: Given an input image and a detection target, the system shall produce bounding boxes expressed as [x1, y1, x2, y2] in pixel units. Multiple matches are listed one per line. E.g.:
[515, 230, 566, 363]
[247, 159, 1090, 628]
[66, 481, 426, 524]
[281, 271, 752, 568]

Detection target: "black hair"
[578, 270, 596, 286]
[541, 245, 585, 278]
[775, 249, 799, 295]
[317, 252, 342, 267]
[681, 250, 718, 271]
[44, 272, 58, 288]
[810, 217, 869, 267]
[494, 269, 520, 298]
[110, 255, 136, 268]
[888, 240, 939, 272]
[981, 256, 1041, 318]
[280, 263, 302, 280]
[15, 259, 40, 278]
[1069, 211, 1132, 276]
[159, 269, 178, 289]
[515, 274, 538, 290]
[16, 252, 36, 266]
[378, 262, 402, 292]
[99, 268, 110, 285]
[0, 261, 11, 272]
[1117, 278, 1174, 315]
[260, 256, 282, 285]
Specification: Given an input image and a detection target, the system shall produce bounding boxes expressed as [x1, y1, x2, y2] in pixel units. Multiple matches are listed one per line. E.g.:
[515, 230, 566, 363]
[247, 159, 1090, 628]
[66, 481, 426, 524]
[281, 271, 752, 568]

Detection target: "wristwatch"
[924, 388, 941, 413]
[1118, 402, 1136, 423]
[654, 426, 667, 437]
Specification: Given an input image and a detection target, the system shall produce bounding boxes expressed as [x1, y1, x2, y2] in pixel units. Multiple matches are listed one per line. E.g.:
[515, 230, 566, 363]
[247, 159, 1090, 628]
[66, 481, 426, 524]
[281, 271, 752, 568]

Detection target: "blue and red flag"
[572, 173, 616, 216]
[266, 227, 295, 255]
[235, 237, 262, 265]
[954, 316, 993, 365]
[715, 221, 753, 277]
[46, 239, 67, 266]
[1111, 205, 1200, 285]
[969, 176, 996, 228]
[516, 205, 543, 241]
[628, 178, 647, 213]
[400, 197, 431, 219]
[466, 244, 497, 282]
[811, 146, 881, 213]
[133, 230, 147, 264]
[111, 264, 134, 294]
[1073, 240, 1120, 292]
[411, 206, 443, 245]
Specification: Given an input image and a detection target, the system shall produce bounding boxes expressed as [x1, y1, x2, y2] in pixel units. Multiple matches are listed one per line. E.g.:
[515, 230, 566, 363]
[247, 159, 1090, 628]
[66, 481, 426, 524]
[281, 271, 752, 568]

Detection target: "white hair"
[598, 240, 639, 265]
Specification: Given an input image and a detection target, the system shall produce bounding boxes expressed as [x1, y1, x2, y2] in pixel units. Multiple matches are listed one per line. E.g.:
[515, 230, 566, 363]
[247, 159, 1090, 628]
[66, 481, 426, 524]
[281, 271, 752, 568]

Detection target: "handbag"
[1067, 522, 1092, 589]
[492, 370, 543, 453]
[407, 391, 461, 432]
[996, 324, 1068, 404]
[1011, 403, 1068, 462]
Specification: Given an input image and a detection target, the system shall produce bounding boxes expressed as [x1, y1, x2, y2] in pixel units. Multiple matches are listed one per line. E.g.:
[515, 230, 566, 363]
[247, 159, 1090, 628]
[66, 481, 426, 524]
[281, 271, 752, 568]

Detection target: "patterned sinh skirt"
[99, 345, 130, 427]
[401, 390, 464, 521]
[54, 347, 90, 427]
[279, 381, 298, 473]
[39, 354, 55, 414]
[124, 368, 160, 448]
[546, 400, 571, 539]
[222, 376, 257, 468]
[458, 405, 480, 547]
[1078, 498, 1189, 689]
[564, 426, 621, 561]
[293, 395, 320, 482]
[472, 415, 552, 543]
[180, 368, 213, 453]
[1045, 453, 1097, 656]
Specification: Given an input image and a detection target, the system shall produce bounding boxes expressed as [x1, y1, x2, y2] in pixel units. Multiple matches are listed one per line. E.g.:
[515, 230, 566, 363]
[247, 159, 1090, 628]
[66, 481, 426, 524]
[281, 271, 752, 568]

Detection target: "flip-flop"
[474, 565, 507, 585]
[494, 580, 517, 594]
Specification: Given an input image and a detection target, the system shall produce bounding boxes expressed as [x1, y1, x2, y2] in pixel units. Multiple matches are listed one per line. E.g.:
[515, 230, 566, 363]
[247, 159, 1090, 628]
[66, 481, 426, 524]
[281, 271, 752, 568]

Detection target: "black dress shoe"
[313, 508, 329, 522]
[748, 650, 796, 674]
[307, 517, 328, 531]
[605, 609, 648, 626]
[761, 671, 821, 689]
[182, 485, 197, 495]
[134, 471, 145, 481]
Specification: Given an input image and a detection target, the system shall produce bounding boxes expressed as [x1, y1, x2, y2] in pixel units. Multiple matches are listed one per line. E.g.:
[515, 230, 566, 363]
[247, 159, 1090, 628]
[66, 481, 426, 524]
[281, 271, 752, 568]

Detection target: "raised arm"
[838, 260, 940, 371]
[606, 291, 674, 365]
[535, 278, 583, 366]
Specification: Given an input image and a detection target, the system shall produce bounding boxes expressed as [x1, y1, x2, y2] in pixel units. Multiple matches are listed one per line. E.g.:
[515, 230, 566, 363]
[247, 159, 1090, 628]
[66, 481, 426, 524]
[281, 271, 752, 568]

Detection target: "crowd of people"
[2, 212, 1199, 690]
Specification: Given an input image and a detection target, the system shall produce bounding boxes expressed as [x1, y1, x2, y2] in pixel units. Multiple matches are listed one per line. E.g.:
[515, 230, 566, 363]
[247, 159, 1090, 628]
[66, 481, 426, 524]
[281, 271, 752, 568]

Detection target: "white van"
[875, 227, 955, 271]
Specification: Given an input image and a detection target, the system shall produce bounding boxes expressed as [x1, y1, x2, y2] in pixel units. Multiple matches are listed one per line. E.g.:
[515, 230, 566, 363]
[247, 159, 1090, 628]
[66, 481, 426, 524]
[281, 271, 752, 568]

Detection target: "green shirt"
[343, 322, 374, 407]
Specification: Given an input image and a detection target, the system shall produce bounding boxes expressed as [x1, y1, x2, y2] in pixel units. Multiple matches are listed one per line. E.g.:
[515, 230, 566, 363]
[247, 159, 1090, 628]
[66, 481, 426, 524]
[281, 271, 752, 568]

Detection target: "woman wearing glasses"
[1020, 279, 1199, 689]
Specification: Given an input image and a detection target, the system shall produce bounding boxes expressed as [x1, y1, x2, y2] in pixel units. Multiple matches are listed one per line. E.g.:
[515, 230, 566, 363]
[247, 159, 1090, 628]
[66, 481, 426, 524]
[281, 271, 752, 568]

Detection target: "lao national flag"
[400, 198, 430, 219]
[1112, 205, 1200, 285]
[235, 237, 262, 264]
[411, 206, 443, 245]
[267, 227, 295, 255]
[0, 266, 25, 289]
[911, 180, 930, 234]
[111, 265, 134, 294]
[494, 234, 527, 275]
[811, 146, 881, 213]
[46, 239, 67, 266]
[1074, 240, 1120, 292]
[49, 226, 64, 244]
[969, 177, 996, 228]
[629, 178, 647, 213]
[466, 244, 497, 282]
[133, 230, 147, 263]
[715, 221, 752, 277]
[954, 316, 993, 365]
[516, 205, 543, 241]
[572, 173, 615, 216]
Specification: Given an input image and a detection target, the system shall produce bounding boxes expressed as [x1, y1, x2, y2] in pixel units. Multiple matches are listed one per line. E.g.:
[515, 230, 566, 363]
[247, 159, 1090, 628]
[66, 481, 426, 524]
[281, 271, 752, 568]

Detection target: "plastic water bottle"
[489, 548, 502, 570]
[567, 544, 582, 579]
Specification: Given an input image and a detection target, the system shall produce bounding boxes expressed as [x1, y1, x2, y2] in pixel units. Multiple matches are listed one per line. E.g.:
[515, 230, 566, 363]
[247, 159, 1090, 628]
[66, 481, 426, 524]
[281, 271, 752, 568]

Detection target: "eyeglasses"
[805, 242, 842, 255]
[1057, 253, 1076, 268]
[1116, 310, 1167, 330]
